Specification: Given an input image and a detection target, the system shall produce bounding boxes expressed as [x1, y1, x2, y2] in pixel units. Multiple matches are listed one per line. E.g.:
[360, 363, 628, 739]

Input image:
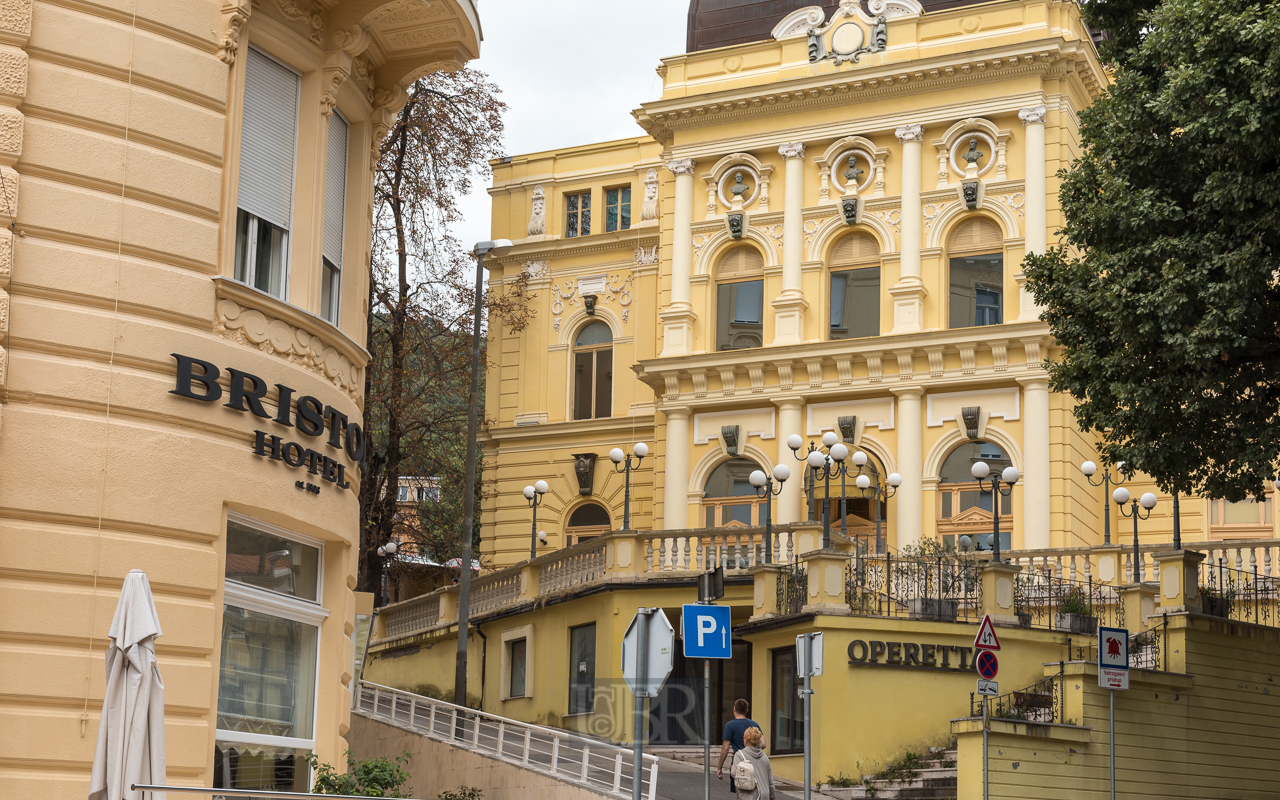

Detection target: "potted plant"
[1199, 585, 1233, 618]
[1055, 586, 1097, 634]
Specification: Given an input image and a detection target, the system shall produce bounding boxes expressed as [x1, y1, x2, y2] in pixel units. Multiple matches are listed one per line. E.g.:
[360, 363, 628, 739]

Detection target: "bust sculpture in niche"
[729, 171, 750, 202]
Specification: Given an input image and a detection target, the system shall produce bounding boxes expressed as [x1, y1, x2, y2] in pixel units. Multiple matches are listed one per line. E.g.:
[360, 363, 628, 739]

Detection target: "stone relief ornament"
[871, 208, 902, 237]
[962, 181, 979, 209]
[667, 158, 697, 176]
[523, 260, 549, 279]
[727, 213, 745, 239]
[895, 124, 925, 143]
[961, 406, 982, 439]
[778, 141, 807, 160]
[721, 425, 741, 456]
[634, 245, 659, 265]
[572, 453, 598, 496]
[551, 273, 633, 331]
[961, 138, 984, 179]
[527, 185, 546, 237]
[640, 168, 659, 222]
[215, 298, 363, 400]
[1018, 105, 1048, 125]
[841, 155, 864, 225]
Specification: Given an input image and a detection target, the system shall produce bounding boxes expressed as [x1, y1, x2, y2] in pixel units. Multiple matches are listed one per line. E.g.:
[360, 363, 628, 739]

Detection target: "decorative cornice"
[634, 41, 1101, 145]
[272, 0, 323, 45]
[492, 228, 659, 266]
[212, 278, 368, 403]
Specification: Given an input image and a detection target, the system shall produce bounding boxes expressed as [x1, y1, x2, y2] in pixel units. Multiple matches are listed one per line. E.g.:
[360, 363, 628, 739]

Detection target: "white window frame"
[500, 624, 534, 701]
[217, 512, 329, 752]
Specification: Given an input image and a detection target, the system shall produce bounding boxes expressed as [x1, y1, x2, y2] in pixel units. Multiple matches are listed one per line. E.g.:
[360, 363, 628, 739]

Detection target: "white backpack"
[732, 750, 758, 792]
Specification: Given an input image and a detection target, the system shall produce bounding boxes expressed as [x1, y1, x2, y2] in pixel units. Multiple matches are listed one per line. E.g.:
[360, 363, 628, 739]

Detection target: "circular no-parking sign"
[976, 650, 999, 680]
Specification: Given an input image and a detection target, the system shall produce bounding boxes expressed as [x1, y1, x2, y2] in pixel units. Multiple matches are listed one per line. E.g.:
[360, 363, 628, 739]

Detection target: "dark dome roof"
[686, 0, 842, 53]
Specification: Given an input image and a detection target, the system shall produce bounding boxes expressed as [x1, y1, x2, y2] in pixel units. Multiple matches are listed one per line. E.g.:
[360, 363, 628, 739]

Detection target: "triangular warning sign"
[974, 615, 1001, 651]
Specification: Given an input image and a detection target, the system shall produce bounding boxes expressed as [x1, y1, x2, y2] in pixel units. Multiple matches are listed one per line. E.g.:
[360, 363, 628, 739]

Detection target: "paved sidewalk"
[654, 754, 838, 800]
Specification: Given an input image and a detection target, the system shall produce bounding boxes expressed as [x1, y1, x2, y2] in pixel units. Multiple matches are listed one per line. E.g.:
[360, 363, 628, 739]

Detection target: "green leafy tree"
[1024, 0, 1280, 503]
[306, 751, 412, 797]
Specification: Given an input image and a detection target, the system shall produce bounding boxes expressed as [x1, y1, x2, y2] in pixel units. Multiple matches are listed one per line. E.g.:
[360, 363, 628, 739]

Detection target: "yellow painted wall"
[955, 616, 1280, 799]
[0, 2, 482, 797]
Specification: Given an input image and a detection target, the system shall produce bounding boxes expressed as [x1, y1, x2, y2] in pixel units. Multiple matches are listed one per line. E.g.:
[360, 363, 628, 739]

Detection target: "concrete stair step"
[820, 748, 957, 800]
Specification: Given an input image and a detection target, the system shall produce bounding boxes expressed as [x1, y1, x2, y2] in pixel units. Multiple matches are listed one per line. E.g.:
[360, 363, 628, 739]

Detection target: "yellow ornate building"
[0, 1, 481, 798]
[479, 0, 1275, 569]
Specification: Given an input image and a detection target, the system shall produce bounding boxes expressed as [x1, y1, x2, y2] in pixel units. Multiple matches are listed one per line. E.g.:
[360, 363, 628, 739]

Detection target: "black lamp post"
[609, 442, 648, 530]
[1081, 460, 1127, 545]
[749, 465, 790, 563]
[851, 452, 903, 555]
[523, 480, 548, 561]
[789, 432, 855, 550]
[970, 461, 1020, 563]
[375, 539, 398, 606]
[1113, 487, 1157, 583]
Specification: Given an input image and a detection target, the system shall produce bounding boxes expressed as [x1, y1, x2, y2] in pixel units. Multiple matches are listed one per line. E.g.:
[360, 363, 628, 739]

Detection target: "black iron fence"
[845, 555, 985, 623]
[1061, 614, 1168, 672]
[971, 663, 1066, 724]
[1199, 558, 1278, 627]
[777, 562, 808, 616]
[1014, 572, 1124, 633]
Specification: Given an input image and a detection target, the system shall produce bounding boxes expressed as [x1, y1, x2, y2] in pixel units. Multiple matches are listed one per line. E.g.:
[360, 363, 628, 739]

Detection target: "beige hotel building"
[0, 1, 482, 797]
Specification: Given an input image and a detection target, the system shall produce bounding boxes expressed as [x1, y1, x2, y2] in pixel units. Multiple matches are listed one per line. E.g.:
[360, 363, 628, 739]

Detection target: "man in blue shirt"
[716, 698, 760, 793]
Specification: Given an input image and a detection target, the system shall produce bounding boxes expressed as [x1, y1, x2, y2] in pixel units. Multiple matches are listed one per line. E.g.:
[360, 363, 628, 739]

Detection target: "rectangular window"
[509, 639, 527, 698]
[214, 741, 310, 793]
[216, 605, 319, 740]
[1211, 496, 1273, 527]
[771, 648, 803, 754]
[605, 187, 631, 232]
[565, 191, 591, 238]
[949, 253, 1004, 329]
[568, 623, 596, 714]
[716, 280, 765, 351]
[321, 112, 348, 324]
[225, 520, 320, 601]
[829, 267, 880, 340]
[573, 348, 613, 421]
[236, 47, 299, 300]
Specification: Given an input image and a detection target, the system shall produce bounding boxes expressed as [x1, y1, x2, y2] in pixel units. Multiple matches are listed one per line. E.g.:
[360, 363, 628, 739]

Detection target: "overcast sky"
[452, 0, 690, 250]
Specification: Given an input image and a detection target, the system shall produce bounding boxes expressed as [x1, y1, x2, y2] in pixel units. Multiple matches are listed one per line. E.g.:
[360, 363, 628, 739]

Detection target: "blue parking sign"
[682, 604, 733, 659]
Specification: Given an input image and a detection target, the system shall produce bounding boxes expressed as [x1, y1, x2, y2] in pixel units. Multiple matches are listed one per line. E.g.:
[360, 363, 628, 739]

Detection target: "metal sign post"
[1099, 626, 1129, 800]
[682, 599, 732, 800]
[795, 632, 823, 800]
[973, 614, 1001, 800]
[623, 608, 675, 800]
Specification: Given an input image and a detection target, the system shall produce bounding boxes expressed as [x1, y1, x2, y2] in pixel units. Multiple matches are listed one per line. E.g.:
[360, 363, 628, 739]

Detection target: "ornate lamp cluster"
[610, 442, 649, 531]
[968, 460, 1020, 562]
[523, 480, 549, 561]
[787, 431, 902, 551]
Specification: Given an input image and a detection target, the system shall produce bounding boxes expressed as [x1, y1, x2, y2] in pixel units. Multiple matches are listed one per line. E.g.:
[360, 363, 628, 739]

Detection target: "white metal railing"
[356, 681, 658, 800]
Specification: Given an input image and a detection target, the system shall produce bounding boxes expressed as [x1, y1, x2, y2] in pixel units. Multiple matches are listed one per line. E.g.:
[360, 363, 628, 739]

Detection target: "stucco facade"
[0, 1, 480, 797]
[479, 0, 1269, 571]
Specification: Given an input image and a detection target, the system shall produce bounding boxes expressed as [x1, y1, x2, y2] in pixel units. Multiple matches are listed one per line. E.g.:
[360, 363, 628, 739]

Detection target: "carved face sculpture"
[844, 154, 864, 185]
[532, 195, 544, 215]
[730, 171, 749, 199]
[645, 180, 657, 201]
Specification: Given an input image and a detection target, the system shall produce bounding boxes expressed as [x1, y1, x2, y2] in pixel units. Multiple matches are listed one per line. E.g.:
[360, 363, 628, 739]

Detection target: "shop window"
[827, 233, 880, 340]
[771, 648, 803, 754]
[605, 187, 631, 232]
[321, 111, 348, 324]
[566, 502, 612, 545]
[573, 322, 613, 420]
[703, 458, 764, 528]
[568, 623, 596, 714]
[715, 247, 766, 351]
[1209, 488, 1274, 537]
[936, 441, 1012, 550]
[235, 48, 299, 300]
[566, 191, 591, 237]
[216, 515, 325, 791]
[947, 218, 1004, 329]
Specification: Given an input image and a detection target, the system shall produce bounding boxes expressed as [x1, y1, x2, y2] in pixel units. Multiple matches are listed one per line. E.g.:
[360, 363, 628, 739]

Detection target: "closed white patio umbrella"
[88, 569, 166, 800]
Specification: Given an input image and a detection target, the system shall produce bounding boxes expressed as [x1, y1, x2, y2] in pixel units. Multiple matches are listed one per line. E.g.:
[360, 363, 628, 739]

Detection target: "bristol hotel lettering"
[169, 353, 364, 491]
[848, 639, 980, 671]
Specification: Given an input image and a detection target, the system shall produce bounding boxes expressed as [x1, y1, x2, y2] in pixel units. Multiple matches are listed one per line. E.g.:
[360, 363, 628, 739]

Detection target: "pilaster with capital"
[890, 125, 926, 334]
[662, 159, 698, 357]
[773, 396, 805, 523]
[893, 386, 924, 548]
[1017, 374, 1051, 549]
[773, 142, 809, 345]
[1015, 105, 1048, 322]
[662, 406, 692, 530]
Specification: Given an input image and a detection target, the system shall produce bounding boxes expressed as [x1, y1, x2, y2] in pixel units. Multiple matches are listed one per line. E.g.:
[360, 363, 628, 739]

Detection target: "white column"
[893, 388, 924, 548]
[662, 406, 692, 530]
[1016, 105, 1048, 322]
[660, 159, 697, 356]
[1019, 376, 1051, 549]
[889, 125, 926, 334]
[774, 397, 805, 523]
[771, 142, 809, 345]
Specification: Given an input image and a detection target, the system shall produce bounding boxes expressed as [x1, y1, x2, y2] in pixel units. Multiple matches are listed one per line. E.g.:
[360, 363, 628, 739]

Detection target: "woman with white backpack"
[730, 726, 775, 800]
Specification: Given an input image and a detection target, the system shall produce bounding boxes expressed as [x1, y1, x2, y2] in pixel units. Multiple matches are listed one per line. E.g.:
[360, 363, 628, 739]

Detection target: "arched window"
[947, 218, 1004, 329]
[703, 457, 764, 527]
[715, 246, 765, 351]
[573, 321, 613, 420]
[566, 502, 612, 545]
[828, 233, 880, 340]
[937, 440, 1013, 550]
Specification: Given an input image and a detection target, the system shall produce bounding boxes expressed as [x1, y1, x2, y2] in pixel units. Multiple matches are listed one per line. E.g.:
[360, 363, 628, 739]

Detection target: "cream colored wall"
[0, 1, 481, 797]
